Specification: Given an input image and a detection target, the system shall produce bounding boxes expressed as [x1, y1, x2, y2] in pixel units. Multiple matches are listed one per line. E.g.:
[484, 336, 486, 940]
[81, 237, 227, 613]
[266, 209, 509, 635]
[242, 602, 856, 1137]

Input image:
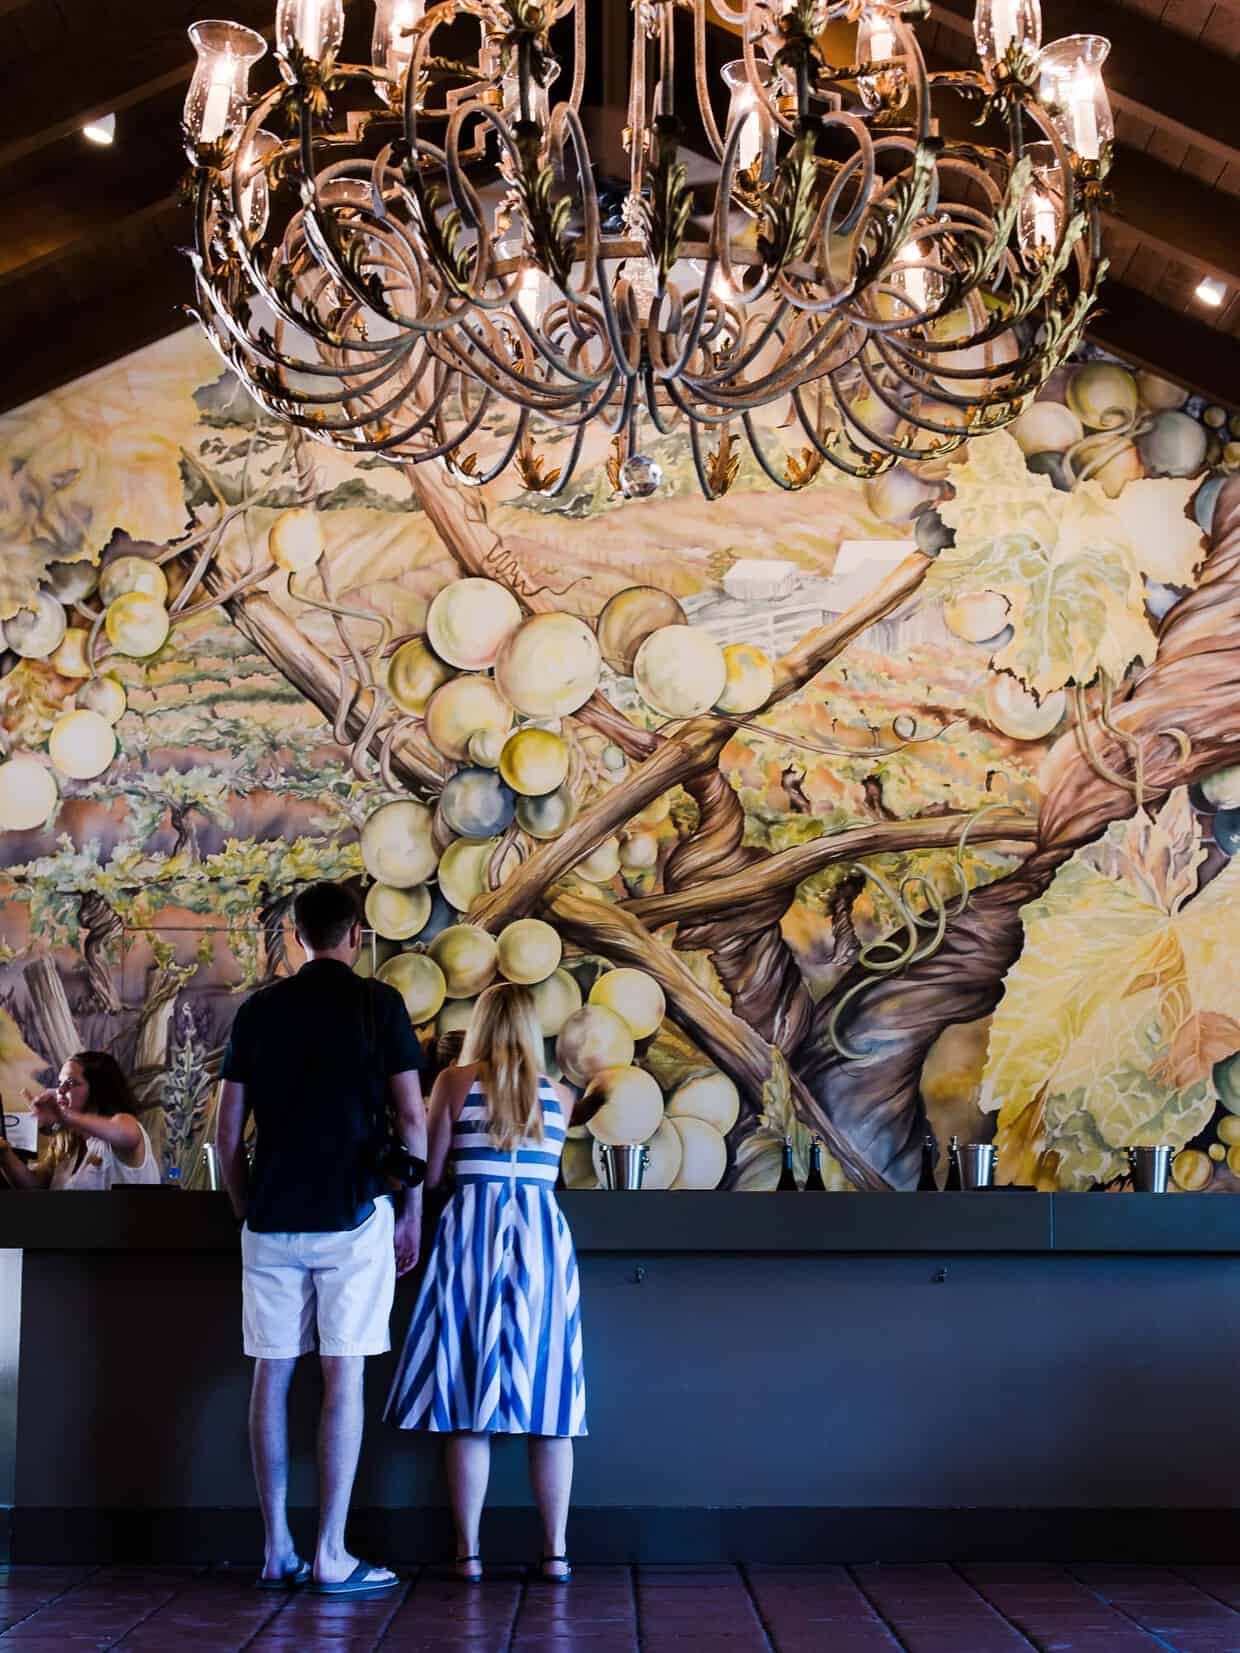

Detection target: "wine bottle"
[917, 1134, 938, 1191]
[805, 1136, 828, 1191]
[943, 1134, 962, 1192]
[775, 1136, 799, 1191]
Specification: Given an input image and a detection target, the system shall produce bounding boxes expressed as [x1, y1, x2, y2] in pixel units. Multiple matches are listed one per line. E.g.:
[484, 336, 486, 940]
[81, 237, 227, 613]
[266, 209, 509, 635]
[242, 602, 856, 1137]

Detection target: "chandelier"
[180, 0, 1112, 500]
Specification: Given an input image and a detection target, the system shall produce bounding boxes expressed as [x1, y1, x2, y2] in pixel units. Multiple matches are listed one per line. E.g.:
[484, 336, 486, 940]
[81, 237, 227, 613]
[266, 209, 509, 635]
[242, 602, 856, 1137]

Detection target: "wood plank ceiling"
[0, 0, 1238, 416]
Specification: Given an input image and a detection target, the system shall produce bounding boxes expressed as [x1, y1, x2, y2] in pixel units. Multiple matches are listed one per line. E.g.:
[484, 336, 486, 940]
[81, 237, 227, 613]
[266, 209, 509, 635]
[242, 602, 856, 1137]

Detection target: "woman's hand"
[27, 1088, 67, 1132]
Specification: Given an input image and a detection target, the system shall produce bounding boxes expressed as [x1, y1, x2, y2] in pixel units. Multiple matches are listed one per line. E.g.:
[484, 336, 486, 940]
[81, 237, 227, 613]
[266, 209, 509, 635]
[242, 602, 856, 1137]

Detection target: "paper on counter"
[3, 1109, 38, 1154]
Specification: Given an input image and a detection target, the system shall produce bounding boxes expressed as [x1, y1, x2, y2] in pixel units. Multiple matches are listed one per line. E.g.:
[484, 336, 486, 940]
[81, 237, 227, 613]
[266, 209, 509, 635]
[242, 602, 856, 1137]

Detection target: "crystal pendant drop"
[619, 454, 663, 499]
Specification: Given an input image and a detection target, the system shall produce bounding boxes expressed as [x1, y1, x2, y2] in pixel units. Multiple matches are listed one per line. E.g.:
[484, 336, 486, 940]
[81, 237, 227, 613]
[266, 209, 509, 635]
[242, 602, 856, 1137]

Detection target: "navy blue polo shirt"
[221, 958, 422, 1234]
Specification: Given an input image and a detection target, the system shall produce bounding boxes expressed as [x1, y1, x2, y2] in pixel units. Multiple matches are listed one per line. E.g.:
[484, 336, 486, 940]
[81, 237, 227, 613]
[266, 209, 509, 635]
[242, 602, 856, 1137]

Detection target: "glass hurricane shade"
[855, 9, 908, 113]
[1039, 34, 1113, 162]
[1016, 142, 1063, 261]
[973, 0, 1041, 70]
[237, 128, 279, 238]
[183, 21, 267, 161]
[276, 0, 345, 71]
[891, 235, 946, 315]
[721, 60, 774, 181]
[371, 0, 424, 99]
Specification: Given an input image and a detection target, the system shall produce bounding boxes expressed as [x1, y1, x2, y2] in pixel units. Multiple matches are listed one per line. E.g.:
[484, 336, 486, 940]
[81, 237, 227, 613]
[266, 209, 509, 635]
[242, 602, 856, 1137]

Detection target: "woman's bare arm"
[0, 1137, 50, 1190]
[425, 1063, 478, 1190]
[553, 1079, 577, 1130]
[28, 1089, 145, 1166]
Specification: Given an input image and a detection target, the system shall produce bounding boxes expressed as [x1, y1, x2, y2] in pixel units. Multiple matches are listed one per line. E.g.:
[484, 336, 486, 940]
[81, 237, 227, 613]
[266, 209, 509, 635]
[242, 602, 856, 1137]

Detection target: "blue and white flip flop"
[256, 1559, 311, 1590]
[307, 1561, 400, 1597]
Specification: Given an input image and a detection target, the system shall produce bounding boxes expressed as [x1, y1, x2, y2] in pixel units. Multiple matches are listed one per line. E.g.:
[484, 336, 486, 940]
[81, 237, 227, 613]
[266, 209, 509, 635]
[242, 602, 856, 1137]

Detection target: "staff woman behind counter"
[0, 1051, 160, 1190]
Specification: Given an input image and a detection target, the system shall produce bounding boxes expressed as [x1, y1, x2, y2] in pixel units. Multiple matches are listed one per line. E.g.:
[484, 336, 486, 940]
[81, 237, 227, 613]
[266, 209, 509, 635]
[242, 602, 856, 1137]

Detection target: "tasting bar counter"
[3, 1189, 1239, 1565]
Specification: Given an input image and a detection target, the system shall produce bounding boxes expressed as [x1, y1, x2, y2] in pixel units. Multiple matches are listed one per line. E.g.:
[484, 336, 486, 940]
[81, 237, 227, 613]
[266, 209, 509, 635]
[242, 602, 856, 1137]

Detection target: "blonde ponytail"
[461, 982, 545, 1152]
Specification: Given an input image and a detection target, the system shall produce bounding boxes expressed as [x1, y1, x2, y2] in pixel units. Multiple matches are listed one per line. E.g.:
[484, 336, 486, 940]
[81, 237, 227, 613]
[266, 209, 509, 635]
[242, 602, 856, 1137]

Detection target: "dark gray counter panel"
[6, 1188, 1240, 1254]
[6, 1189, 1240, 1565]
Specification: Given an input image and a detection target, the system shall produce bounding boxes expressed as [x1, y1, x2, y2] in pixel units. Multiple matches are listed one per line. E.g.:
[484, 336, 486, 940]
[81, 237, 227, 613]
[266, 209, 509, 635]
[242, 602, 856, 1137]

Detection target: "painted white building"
[680, 540, 952, 659]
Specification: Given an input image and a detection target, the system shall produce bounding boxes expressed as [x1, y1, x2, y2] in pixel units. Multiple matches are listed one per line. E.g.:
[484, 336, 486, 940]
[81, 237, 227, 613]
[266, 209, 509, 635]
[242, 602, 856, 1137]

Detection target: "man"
[217, 880, 426, 1598]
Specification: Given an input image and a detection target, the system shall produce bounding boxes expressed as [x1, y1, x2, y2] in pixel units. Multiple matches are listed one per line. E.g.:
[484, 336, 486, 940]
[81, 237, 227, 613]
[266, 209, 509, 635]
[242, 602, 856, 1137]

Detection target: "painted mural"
[0, 327, 1237, 1193]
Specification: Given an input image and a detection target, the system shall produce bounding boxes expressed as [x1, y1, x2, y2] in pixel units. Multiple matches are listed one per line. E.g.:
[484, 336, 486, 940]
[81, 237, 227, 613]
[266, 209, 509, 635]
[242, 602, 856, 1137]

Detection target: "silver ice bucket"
[1129, 1145, 1172, 1193]
[597, 1143, 649, 1191]
[960, 1143, 996, 1189]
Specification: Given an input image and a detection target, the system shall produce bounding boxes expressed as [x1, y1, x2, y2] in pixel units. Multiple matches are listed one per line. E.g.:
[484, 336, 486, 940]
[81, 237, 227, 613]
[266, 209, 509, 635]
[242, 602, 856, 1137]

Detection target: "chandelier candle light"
[180, 0, 1112, 500]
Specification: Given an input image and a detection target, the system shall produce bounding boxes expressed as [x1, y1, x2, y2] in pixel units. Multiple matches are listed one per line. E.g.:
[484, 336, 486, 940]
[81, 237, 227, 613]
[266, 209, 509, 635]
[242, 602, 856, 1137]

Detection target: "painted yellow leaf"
[0, 329, 214, 608]
[930, 430, 1201, 695]
[1151, 1010, 1240, 1091]
[1105, 476, 1205, 588]
[981, 788, 1240, 1189]
[935, 428, 1061, 556]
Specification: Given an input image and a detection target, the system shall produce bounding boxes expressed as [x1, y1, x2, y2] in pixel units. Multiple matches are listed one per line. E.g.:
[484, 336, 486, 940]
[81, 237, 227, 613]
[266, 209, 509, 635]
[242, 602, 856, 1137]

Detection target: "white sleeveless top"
[49, 1122, 161, 1190]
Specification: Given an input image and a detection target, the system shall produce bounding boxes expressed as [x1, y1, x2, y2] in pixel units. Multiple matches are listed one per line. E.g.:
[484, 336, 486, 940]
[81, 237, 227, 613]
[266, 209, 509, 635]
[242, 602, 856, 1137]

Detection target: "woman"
[386, 982, 586, 1583]
[0, 1051, 160, 1190]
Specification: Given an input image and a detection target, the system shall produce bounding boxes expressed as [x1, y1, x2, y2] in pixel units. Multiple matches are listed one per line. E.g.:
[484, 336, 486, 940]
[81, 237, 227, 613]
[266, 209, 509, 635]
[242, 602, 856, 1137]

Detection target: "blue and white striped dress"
[385, 1075, 587, 1437]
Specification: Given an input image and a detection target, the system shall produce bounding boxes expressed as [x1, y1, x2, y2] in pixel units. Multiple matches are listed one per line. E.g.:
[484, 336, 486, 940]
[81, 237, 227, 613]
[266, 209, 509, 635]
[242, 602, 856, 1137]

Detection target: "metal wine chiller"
[597, 1144, 650, 1191]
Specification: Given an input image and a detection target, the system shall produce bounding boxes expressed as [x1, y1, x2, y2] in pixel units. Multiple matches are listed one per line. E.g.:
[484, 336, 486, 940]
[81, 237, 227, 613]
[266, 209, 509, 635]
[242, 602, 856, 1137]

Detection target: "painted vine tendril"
[1070, 672, 1192, 812]
[826, 801, 1018, 1063]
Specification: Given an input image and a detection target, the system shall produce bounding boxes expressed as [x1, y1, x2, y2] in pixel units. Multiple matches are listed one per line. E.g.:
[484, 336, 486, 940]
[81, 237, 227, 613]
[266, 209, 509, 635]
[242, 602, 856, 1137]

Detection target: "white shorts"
[241, 1198, 396, 1359]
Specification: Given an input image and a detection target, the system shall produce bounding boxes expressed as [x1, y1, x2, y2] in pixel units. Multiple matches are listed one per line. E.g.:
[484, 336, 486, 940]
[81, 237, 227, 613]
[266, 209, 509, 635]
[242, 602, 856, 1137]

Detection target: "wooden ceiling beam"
[0, 1, 275, 172]
[1086, 282, 1240, 406]
[0, 210, 189, 416]
[1105, 146, 1240, 294]
[930, 0, 1240, 169]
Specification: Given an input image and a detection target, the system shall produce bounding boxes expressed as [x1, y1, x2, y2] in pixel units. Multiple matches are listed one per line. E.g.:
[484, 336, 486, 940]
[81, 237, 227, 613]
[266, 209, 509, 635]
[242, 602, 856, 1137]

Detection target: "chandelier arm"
[535, 418, 590, 499]
[446, 316, 605, 411]
[451, 400, 531, 484]
[642, 359, 680, 438]
[659, 1, 676, 122]
[742, 10, 796, 140]
[674, 306, 856, 408]
[686, 412, 725, 500]
[549, 104, 604, 292]
[740, 410, 813, 492]
[629, 0, 649, 203]
[188, 259, 401, 381]
[817, 115, 879, 240]
[661, 375, 742, 429]
[661, 299, 796, 398]
[707, 0, 748, 27]
[269, 349, 443, 433]
[339, 358, 496, 455]
[850, 352, 974, 462]
[864, 335, 1012, 441]
[707, 117, 780, 309]
[786, 377, 887, 479]
[430, 329, 603, 415]
[691, 0, 726, 160]
[283, 177, 462, 337]
[267, 292, 424, 397]
[403, 0, 490, 143]
[567, 0, 586, 112]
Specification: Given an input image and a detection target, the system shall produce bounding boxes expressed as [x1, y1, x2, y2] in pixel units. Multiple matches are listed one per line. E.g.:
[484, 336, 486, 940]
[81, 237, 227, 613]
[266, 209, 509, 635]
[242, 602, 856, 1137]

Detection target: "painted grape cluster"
[352, 572, 788, 1189]
[0, 554, 152, 829]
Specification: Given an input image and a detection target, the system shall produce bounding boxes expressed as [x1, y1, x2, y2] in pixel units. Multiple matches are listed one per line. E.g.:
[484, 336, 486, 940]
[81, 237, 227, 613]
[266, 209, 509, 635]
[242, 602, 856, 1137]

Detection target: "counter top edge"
[3, 1191, 1240, 1253]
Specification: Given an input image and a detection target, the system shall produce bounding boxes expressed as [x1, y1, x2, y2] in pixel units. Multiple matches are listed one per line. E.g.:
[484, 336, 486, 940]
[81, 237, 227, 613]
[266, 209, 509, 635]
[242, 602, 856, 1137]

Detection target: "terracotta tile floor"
[4, 1563, 1240, 1651]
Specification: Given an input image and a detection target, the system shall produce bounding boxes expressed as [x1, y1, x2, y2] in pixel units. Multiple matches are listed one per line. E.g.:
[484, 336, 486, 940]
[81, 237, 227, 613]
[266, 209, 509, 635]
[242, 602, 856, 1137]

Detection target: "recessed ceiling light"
[1195, 276, 1226, 307]
[82, 113, 116, 146]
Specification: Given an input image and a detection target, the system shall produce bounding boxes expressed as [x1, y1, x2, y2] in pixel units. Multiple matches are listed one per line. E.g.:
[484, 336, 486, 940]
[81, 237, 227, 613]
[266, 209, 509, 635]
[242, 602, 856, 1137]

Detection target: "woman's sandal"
[539, 1553, 573, 1583]
[454, 1553, 483, 1584]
